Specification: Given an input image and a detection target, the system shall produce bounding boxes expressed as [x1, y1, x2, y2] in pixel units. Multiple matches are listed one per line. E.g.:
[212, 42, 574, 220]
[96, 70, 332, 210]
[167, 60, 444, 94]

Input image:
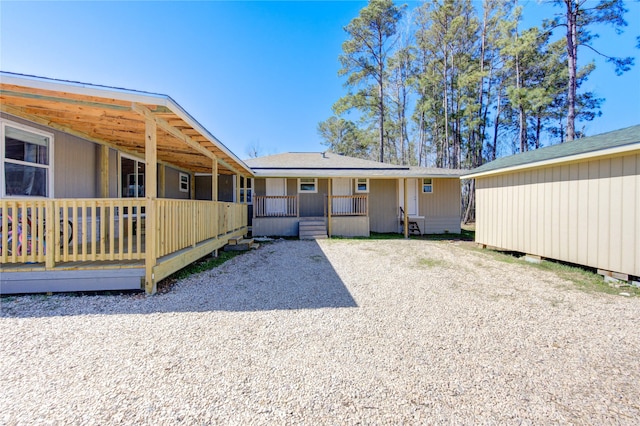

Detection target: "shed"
[463, 125, 640, 280]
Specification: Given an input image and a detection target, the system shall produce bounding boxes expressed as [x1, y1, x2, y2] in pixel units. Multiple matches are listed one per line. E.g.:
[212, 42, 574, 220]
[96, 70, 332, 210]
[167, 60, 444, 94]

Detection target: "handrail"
[329, 194, 368, 216]
[254, 195, 298, 217]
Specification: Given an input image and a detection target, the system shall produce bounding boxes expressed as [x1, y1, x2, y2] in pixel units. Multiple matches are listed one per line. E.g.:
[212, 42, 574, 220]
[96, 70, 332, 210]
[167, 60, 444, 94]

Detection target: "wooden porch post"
[100, 145, 109, 198]
[403, 178, 409, 239]
[212, 157, 218, 201]
[144, 118, 158, 295]
[236, 173, 241, 204]
[158, 164, 166, 198]
[327, 178, 332, 238]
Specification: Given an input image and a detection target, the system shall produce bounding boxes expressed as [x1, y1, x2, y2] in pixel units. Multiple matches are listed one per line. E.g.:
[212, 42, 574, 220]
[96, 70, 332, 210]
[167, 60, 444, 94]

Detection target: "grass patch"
[156, 250, 244, 293]
[466, 245, 639, 297]
[418, 258, 449, 268]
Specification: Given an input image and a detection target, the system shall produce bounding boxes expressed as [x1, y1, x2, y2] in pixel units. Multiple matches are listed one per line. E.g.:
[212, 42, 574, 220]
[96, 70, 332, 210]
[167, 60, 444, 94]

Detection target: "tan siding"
[299, 179, 327, 217]
[475, 150, 640, 277]
[369, 179, 398, 233]
[419, 178, 461, 233]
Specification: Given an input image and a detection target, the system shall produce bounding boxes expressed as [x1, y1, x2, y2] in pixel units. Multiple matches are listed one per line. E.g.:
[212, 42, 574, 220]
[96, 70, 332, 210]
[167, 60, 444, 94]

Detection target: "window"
[355, 178, 369, 193]
[240, 178, 252, 204]
[120, 155, 145, 198]
[422, 178, 433, 193]
[179, 172, 189, 193]
[298, 178, 317, 193]
[1, 121, 53, 197]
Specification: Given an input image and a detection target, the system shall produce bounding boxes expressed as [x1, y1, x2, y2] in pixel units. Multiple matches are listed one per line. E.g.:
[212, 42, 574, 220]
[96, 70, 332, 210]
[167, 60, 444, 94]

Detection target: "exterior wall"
[331, 216, 369, 237]
[369, 179, 398, 233]
[419, 178, 461, 234]
[2, 113, 99, 198]
[475, 151, 640, 277]
[164, 166, 190, 199]
[252, 217, 299, 237]
[195, 175, 235, 202]
[299, 178, 327, 217]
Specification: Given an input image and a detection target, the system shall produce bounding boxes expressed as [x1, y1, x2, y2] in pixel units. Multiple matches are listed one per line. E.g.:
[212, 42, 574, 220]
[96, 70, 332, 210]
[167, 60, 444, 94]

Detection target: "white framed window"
[298, 178, 317, 193]
[1, 119, 54, 198]
[422, 178, 433, 193]
[120, 153, 145, 198]
[240, 178, 253, 204]
[179, 172, 189, 193]
[355, 178, 369, 193]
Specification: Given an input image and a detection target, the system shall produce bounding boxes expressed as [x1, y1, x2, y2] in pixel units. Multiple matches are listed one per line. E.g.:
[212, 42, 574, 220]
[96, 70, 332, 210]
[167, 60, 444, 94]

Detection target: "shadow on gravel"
[0, 240, 358, 318]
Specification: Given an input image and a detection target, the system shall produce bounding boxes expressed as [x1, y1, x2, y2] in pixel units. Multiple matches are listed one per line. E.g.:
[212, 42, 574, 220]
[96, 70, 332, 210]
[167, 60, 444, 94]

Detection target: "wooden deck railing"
[254, 195, 298, 217]
[329, 195, 368, 216]
[156, 199, 246, 257]
[1, 199, 247, 266]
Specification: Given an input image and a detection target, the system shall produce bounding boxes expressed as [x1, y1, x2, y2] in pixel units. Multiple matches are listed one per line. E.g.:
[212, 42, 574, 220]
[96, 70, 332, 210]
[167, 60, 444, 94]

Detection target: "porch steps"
[224, 238, 260, 251]
[299, 220, 328, 240]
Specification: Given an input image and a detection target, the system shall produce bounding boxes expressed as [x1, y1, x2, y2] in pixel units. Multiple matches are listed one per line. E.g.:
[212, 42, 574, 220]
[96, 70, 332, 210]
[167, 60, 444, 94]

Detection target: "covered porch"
[0, 73, 252, 294]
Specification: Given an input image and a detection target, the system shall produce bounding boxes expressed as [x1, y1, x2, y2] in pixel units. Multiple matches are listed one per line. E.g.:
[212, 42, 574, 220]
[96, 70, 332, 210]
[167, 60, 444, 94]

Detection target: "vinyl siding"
[475, 151, 640, 277]
[418, 178, 461, 234]
[369, 179, 398, 233]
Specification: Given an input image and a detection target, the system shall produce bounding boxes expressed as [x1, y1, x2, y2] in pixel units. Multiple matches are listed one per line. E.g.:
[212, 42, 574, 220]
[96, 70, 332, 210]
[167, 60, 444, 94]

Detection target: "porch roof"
[0, 72, 252, 176]
[245, 152, 466, 178]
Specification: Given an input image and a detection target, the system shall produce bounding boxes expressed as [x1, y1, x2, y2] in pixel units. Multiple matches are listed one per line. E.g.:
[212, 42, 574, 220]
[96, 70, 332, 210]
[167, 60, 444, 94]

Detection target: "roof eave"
[462, 143, 640, 179]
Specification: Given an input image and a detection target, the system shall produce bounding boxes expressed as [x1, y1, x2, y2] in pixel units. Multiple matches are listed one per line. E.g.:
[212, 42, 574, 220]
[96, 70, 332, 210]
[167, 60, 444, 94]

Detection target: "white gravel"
[1, 239, 639, 424]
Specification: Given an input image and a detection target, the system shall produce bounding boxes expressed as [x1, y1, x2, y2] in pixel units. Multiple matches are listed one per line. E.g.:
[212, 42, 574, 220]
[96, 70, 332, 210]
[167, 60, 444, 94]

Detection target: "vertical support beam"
[327, 178, 332, 238]
[190, 174, 195, 200]
[403, 178, 409, 239]
[212, 157, 218, 202]
[99, 145, 109, 198]
[144, 118, 158, 295]
[158, 164, 166, 198]
[236, 173, 241, 204]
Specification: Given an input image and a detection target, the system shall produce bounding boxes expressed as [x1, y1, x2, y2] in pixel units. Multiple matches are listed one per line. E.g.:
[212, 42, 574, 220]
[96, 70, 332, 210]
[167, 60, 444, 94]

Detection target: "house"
[245, 152, 465, 238]
[463, 125, 640, 280]
[0, 72, 253, 295]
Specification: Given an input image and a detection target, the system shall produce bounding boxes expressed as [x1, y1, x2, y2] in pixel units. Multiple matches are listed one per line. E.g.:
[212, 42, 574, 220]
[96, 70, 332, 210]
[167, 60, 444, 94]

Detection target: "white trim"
[1, 118, 55, 198]
[355, 178, 369, 193]
[462, 143, 640, 179]
[298, 177, 318, 193]
[179, 172, 189, 193]
[422, 178, 433, 194]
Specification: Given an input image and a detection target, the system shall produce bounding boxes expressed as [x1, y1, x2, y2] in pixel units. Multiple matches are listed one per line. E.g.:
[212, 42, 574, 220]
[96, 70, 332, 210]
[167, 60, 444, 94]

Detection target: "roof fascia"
[462, 143, 640, 179]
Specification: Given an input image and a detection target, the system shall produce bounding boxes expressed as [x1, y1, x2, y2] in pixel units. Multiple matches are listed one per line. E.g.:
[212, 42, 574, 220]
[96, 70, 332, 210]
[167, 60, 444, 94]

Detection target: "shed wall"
[475, 151, 640, 277]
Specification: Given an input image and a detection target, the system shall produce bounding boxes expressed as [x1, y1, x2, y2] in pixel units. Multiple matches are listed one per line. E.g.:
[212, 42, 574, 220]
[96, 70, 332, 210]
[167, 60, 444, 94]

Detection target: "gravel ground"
[1, 238, 639, 425]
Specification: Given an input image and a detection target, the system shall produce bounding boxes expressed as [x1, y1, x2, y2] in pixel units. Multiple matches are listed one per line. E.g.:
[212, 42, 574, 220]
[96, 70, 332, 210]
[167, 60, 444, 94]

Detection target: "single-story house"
[0, 72, 253, 295]
[463, 125, 640, 280]
[245, 152, 465, 238]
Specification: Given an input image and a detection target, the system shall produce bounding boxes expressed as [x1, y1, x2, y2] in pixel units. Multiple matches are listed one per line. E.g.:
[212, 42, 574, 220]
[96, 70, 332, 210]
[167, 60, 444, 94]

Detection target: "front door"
[398, 179, 418, 216]
[332, 178, 352, 214]
[266, 178, 286, 215]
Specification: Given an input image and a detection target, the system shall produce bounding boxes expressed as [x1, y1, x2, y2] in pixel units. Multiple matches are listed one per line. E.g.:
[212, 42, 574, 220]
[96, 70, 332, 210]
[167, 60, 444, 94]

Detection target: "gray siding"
[195, 175, 235, 201]
[2, 113, 99, 198]
[164, 166, 190, 199]
[299, 179, 327, 217]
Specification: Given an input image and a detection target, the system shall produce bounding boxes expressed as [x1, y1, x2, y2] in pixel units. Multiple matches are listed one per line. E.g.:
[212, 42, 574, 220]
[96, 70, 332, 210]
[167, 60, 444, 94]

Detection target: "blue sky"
[1, 1, 638, 160]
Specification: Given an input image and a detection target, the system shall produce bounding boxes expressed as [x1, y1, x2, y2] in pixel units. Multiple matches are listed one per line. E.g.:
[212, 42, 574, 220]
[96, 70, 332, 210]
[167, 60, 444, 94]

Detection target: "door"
[265, 178, 286, 215]
[332, 178, 352, 214]
[399, 179, 418, 216]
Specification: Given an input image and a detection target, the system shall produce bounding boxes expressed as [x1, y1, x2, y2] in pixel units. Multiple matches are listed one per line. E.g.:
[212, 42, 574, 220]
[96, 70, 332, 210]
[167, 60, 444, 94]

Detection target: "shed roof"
[0, 71, 252, 176]
[463, 125, 640, 179]
[245, 152, 466, 178]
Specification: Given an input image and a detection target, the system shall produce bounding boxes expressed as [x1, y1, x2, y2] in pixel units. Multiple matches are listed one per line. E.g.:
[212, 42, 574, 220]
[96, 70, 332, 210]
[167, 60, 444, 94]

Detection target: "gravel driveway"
[1, 239, 639, 424]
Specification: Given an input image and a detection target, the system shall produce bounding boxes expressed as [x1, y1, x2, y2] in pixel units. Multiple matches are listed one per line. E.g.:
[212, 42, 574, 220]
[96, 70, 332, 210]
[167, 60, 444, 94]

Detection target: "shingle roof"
[245, 152, 466, 178]
[463, 125, 640, 178]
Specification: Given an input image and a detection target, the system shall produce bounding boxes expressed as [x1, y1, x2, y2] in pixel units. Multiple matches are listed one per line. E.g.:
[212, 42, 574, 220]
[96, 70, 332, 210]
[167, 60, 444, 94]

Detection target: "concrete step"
[299, 220, 325, 227]
[224, 238, 255, 251]
[299, 225, 326, 232]
[300, 234, 328, 240]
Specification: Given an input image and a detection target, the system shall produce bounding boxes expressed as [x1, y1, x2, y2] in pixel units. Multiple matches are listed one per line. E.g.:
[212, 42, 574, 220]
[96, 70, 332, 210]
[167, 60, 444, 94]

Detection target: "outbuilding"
[463, 125, 640, 281]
